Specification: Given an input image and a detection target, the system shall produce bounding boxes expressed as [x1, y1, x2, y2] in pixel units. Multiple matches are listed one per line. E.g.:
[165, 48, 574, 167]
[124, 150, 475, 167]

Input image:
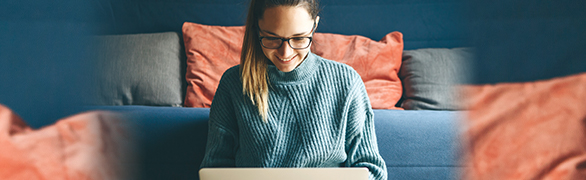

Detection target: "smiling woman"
[240, 0, 322, 119]
[199, 0, 388, 180]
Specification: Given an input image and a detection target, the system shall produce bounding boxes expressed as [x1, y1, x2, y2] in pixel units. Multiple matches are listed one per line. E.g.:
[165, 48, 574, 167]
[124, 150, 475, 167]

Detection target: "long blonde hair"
[240, 0, 320, 122]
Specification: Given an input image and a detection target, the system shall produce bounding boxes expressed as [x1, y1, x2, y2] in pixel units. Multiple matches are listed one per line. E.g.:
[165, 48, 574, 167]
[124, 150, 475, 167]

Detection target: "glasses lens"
[261, 37, 282, 49]
[261, 37, 312, 49]
[290, 37, 311, 49]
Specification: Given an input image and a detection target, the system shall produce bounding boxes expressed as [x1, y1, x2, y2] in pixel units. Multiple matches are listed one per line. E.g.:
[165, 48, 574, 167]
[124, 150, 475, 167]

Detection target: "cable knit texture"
[200, 53, 387, 180]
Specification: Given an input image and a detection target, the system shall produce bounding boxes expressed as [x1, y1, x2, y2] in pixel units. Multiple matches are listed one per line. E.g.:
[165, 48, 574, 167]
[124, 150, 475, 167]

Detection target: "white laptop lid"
[199, 167, 369, 180]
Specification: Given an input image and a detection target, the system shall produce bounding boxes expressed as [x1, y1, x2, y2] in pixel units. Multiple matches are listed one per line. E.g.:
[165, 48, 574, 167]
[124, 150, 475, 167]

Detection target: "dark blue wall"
[92, 0, 468, 50]
[0, 0, 97, 128]
[467, 0, 586, 84]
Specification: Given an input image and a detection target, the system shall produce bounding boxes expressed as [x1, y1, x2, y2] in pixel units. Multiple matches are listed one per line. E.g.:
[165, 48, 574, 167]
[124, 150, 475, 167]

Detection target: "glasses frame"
[258, 21, 316, 50]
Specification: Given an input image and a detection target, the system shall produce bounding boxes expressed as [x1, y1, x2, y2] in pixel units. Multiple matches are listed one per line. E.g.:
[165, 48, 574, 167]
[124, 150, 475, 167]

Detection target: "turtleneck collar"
[267, 52, 320, 85]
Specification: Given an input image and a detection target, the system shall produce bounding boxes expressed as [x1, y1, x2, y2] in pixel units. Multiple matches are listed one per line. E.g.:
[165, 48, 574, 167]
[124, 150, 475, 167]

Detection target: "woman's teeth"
[280, 55, 295, 62]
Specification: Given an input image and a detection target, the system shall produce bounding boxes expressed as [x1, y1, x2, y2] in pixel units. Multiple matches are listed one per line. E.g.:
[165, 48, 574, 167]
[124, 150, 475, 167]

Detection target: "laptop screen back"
[199, 168, 369, 180]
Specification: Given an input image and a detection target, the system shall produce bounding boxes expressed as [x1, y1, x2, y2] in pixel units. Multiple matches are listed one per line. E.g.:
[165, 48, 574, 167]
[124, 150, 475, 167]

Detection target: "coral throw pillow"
[461, 72, 586, 180]
[183, 23, 244, 108]
[183, 22, 403, 109]
[311, 32, 403, 109]
[0, 105, 133, 180]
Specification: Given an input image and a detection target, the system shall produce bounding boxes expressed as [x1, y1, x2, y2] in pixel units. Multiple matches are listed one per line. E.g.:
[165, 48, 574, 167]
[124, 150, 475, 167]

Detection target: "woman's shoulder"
[218, 65, 241, 85]
[221, 65, 240, 78]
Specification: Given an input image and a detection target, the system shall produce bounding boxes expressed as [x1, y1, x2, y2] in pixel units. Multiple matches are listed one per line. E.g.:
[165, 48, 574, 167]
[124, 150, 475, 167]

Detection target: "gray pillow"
[399, 47, 473, 110]
[92, 32, 184, 106]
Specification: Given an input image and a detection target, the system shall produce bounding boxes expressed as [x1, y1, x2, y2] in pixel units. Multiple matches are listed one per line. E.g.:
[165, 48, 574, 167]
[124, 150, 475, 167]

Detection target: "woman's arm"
[344, 78, 388, 180]
[200, 71, 240, 168]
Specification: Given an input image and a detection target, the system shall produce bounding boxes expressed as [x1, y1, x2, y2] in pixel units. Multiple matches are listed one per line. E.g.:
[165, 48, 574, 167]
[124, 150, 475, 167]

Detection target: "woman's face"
[258, 6, 318, 72]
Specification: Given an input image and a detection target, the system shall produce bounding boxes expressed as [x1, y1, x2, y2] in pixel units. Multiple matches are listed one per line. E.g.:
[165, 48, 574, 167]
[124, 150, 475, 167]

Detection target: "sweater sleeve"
[344, 77, 388, 180]
[200, 70, 239, 168]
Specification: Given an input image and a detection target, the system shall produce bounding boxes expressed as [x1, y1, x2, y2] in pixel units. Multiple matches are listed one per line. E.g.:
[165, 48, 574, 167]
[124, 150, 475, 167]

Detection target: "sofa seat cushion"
[89, 106, 463, 180]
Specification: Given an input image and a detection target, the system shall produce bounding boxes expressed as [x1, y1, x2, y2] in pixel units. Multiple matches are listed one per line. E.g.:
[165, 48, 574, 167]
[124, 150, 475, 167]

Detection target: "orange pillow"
[461, 72, 586, 180]
[0, 105, 133, 180]
[311, 32, 403, 109]
[183, 22, 403, 109]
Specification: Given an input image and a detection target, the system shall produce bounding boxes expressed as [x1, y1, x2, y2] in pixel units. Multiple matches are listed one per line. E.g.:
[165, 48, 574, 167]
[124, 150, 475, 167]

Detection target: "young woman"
[200, 0, 387, 179]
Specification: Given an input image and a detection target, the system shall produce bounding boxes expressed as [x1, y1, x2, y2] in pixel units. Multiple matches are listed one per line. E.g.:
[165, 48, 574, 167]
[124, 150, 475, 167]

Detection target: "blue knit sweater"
[200, 52, 387, 180]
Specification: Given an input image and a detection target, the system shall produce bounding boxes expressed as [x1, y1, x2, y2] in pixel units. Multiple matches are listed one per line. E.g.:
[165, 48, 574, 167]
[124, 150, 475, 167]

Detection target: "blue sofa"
[5, 0, 586, 179]
[4, 0, 468, 179]
[96, 106, 463, 180]
[87, 1, 469, 179]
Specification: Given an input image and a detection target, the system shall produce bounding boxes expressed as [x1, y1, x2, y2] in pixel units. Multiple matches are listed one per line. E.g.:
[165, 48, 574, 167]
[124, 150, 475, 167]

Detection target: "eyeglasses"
[259, 36, 313, 49]
[259, 22, 316, 50]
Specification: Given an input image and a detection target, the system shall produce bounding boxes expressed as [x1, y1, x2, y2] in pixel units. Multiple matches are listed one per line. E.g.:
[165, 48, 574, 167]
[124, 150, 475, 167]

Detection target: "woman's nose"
[277, 40, 294, 57]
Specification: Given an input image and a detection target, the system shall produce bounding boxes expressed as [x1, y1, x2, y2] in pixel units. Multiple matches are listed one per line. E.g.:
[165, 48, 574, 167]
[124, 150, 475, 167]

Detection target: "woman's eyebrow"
[260, 29, 311, 37]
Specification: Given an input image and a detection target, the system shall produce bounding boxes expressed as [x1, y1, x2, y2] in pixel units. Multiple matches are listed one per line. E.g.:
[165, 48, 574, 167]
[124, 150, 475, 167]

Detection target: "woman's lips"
[277, 54, 297, 62]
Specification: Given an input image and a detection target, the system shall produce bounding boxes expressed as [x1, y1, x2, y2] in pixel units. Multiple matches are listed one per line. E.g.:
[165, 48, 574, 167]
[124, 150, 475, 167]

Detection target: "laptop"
[199, 167, 369, 180]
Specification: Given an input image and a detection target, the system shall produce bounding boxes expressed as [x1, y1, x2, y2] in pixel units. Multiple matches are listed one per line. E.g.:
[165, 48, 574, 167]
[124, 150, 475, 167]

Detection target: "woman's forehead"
[258, 6, 314, 37]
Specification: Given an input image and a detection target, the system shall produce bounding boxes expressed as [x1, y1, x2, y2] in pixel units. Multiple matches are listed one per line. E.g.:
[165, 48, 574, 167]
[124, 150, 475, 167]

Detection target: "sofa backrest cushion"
[399, 48, 473, 110]
[93, 32, 185, 106]
[182, 22, 403, 109]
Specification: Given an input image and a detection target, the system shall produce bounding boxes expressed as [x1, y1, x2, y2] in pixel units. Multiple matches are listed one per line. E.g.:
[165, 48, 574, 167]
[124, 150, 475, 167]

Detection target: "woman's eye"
[292, 37, 305, 41]
[265, 37, 280, 41]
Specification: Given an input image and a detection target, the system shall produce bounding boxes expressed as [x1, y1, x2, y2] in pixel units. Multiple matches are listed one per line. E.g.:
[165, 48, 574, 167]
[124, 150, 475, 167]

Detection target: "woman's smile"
[277, 54, 297, 62]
